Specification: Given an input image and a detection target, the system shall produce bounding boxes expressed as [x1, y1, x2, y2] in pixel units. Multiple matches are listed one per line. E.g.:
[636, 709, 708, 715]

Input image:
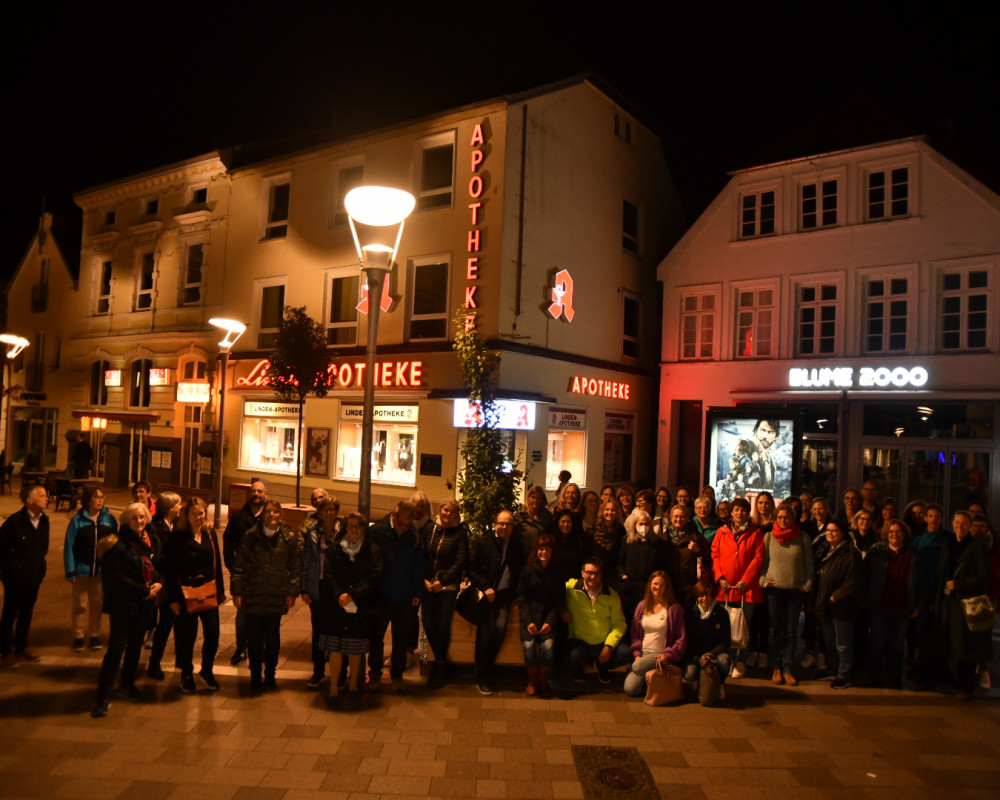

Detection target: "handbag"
[644, 663, 684, 706]
[180, 531, 219, 614]
[698, 661, 722, 706]
[455, 584, 484, 623]
[961, 594, 996, 633]
[727, 599, 749, 648]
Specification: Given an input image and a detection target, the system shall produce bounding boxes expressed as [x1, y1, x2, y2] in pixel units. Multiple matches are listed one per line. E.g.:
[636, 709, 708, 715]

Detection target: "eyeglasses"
[582, 569, 601, 577]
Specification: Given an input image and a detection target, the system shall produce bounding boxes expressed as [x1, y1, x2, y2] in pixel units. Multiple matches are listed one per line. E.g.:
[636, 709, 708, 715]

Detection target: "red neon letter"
[468, 175, 483, 198]
[464, 285, 478, 309]
[467, 229, 480, 252]
[470, 124, 484, 147]
[466, 257, 479, 280]
[471, 150, 483, 172]
[468, 201, 481, 225]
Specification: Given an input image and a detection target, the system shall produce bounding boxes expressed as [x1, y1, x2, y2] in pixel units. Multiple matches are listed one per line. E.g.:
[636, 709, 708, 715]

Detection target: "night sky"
[4, 2, 998, 288]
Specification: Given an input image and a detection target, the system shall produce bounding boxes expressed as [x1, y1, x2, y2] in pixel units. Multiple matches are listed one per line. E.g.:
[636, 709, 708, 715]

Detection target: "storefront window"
[337, 405, 418, 486]
[11, 407, 59, 469]
[239, 400, 301, 475]
[863, 403, 993, 439]
[602, 413, 633, 483]
[547, 409, 586, 490]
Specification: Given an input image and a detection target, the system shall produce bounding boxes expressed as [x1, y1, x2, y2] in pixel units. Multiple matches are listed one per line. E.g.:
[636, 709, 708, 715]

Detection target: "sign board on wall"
[549, 410, 586, 430]
[341, 405, 419, 423]
[244, 400, 299, 418]
[452, 399, 536, 430]
[788, 365, 929, 390]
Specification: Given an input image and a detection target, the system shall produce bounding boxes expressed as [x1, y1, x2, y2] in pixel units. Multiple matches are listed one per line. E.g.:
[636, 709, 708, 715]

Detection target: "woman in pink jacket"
[711, 497, 765, 679]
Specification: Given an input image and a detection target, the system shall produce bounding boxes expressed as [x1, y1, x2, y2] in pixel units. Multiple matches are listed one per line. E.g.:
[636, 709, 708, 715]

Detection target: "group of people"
[0, 476, 995, 718]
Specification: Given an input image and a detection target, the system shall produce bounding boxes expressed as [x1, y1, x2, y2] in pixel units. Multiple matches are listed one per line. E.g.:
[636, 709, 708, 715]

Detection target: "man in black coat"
[222, 479, 267, 665]
[467, 509, 525, 695]
[0, 485, 50, 667]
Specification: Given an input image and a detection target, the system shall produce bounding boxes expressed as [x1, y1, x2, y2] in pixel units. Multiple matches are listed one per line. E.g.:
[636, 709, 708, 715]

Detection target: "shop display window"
[546, 430, 586, 490]
[337, 408, 417, 486]
[240, 411, 300, 475]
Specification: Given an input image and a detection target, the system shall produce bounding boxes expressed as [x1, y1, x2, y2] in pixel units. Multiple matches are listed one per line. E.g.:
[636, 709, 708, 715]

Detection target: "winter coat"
[516, 560, 566, 638]
[661, 524, 712, 607]
[222, 501, 263, 572]
[468, 533, 525, 605]
[814, 542, 863, 620]
[370, 514, 424, 604]
[0, 508, 49, 587]
[616, 536, 668, 603]
[99, 527, 161, 619]
[684, 601, 731, 662]
[64, 506, 117, 579]
[230, 522, 301, 615]
[937, 535, 991, 662]
[711, 523, 765, 603]
[422, 520, 468, 588]
[165, 525, 227, 612]
[864, 541, 920, 614]
[319, 535, 383, 638]
[300, 516, 340, 602]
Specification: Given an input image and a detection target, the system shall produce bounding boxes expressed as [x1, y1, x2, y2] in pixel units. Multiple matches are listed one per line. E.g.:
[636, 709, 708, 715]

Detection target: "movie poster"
[708, 416, 795, 503]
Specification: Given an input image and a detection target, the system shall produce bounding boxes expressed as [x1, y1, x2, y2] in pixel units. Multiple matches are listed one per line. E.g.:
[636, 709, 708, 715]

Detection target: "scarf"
[340, 536, 363, 562]
[698, 599, 717, 620]
[666, 524, 689, 547]
[592, 520, 621, 552]
[771, 521, 800, 545]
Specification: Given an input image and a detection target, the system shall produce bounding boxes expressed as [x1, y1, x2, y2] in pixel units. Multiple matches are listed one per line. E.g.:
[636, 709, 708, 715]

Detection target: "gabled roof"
[6, 208, 80, 295]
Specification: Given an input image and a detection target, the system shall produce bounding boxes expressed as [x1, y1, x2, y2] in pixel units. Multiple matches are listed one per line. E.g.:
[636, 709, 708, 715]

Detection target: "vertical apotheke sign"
[465, 123, 487, 331]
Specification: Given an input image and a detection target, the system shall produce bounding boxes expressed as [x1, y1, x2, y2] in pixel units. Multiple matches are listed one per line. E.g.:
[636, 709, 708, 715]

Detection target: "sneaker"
[180, 673, 197, 694]
[746, 652, 758, 667]
[147, 664, 165, 681]
[16, 649, 41, 663]
[230, 649, 247, 666]
[199, 670, 220, 693]
[758, 653, 769, 669]
[731, 662, 747, 679]
[772, 668, 785, 685]
[71, 638, 85, 652]
[596, 668, 612, 685]
[2, 654, 20, 669]
[88, 638, 102, 651]
[91, 700, 110, 718]
[800, 652, 816, 669]
[979, 670, 991, 690]
[306, 674, 325, 690]
[817, 653, 827, 671]
[784, 672, 799, 687]
[477, 683, 495, 696]
[831, 677, 851, 690]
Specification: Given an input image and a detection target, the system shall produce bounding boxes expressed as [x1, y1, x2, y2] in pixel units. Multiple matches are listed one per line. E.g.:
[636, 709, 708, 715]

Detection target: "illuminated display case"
[239, 400, 301, 475]
[546, 409, 587, 490]
[336, 405, 418, 486]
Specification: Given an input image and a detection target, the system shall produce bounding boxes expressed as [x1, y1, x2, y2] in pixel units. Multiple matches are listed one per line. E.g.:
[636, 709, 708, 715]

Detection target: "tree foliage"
[266, 306, 330, 506]
[453, 310, 522, 540]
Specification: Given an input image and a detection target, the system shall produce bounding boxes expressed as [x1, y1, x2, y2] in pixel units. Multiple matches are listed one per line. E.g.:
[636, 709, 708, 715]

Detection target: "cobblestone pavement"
[1, 489, 998, 799]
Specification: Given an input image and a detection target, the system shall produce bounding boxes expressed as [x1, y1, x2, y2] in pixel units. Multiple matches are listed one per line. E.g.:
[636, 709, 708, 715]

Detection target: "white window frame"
[134, 250, 156, 311]
[797, 174, 841, 231]
[857, 265, 917, 355]
[622, 290, 640, 360]
[260, 173, 291, 241]
[862, 158, 916, 222]
[324, 266, 360, 347]
[679, 286, 720, 361]
[253, 276, 287, 349]
[934, 258, 995, 352]
[414, 131, 455, 212]
[180, 240, 207, 306]
[407, 255, 450, 341]
[737, 184, 779, 239]
[330, 159, 365, 227]
[622, 199, 640, 255]
[179, 357, 208, 382]
[793, 277, 842, 357]
[732, 281, 778, 359]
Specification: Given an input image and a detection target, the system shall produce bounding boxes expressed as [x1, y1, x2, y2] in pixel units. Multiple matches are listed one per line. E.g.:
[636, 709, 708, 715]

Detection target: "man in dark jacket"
[223, 479, 267, 665]
[0, 485, 50, 667]
[468, 510, 525, 695]
[368, 500, 423, 692]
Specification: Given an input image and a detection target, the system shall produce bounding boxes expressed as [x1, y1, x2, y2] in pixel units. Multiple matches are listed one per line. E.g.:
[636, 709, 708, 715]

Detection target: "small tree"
[266, 306, 330, 507]
[453, 310, 522, 540]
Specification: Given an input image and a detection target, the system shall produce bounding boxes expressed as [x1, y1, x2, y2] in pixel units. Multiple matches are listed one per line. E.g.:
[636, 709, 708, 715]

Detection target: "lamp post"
[209, 318, 245, 530]
[344, 186, 415, 520]
[0, 334, 29, 466]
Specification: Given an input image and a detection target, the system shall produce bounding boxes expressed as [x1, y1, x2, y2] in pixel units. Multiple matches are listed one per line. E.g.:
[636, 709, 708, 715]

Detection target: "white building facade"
[657, 137, 1000, 517]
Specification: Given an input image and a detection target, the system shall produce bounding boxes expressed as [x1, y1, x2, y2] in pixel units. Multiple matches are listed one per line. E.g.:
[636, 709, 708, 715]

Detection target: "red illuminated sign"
[464, 123, 487, 331]
[547, 269, 575, 322]
[357, 275, 394, 314]
[236, 359, 423, 390]
[570, 375, 631, 400]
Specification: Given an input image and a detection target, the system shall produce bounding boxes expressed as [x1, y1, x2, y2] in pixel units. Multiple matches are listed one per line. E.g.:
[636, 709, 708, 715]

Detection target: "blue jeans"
[421, 590, 457, 663]
[766, 588, 804, 672]
[624, 653, 682, 697]
[522, 635, 556, 667]
[868, 607, 909, 686]
[683, 653, 731, 683]
[564, 638, 632, 677]
[820, 617, 854, 680]
[474, 602, 510, 680]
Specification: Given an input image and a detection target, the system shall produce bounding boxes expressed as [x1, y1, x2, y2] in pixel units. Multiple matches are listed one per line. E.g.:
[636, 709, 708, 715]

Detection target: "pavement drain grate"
[572, 744, 661, 799]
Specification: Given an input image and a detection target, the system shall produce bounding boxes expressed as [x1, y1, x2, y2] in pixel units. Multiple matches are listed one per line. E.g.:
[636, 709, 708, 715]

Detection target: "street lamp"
[209, 318, 246, 530]
[344, 186, 415, 520]
[0, 334, 29, 466]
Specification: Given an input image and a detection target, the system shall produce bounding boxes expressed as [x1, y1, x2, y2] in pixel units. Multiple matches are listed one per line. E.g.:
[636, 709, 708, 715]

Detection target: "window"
[95, 260, 112, 315]
[135, 251, 155, 310]
[680, 293, 715, 360]
[181, 243, 205, 305]
[800, 179, 838, 229]
[867, 167, 909, 220]
[181, 360, 207, 381]
[416, 134, 454, 211]
[337, 405, 418, 485]
[603, 414, 634, 483]
[32, 258, 48, 312]
[740, 190, 775, 238]
[622, 200, 640, 254]
[240, 401, 301, 475]
[622, 292, 640, 359]
[145, 199, 159, 216]
[104, 211, 116, 226]
[192, 187, 208, 205]
[332, 163, 364, 226]
[940, 268, 990, 351]
[863, 276, 910, 353]
[409, 260, 449, 340]
[613, 114, 632, 143]
[797, 283, 838, 356]
[129, 359, 151, 408]
[257, 282, 286, 348]
[25, 333, 44, 391]
[735, 287, 775, 358]
[547, 410, 587, 490]
[89, 360, 110, 406]
[326, 271, 359, 346]
[262, 177, 291, 240]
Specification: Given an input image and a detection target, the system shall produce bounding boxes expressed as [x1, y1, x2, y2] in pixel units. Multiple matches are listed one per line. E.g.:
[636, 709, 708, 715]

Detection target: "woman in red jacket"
[711, 497, 765, 679]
